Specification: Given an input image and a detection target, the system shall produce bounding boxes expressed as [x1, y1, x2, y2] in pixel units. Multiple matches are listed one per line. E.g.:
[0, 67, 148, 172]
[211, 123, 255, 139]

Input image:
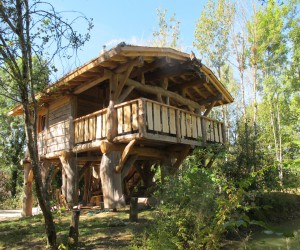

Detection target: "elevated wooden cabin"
[10, 44, 233, 214]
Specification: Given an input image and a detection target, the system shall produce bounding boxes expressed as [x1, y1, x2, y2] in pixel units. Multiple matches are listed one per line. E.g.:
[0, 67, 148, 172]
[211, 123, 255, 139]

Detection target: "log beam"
[125, 78, 202, 110]
[203, 101, 217, 117]
[115, 139, 137, 173]
[114, 57, 144, 100]
[73, 70, 111, 94]
[172, 145, 191, 170]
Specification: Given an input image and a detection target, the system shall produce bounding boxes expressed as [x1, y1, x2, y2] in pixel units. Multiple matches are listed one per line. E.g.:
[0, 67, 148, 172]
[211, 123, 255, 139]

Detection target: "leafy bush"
[137, 161, 256, 249]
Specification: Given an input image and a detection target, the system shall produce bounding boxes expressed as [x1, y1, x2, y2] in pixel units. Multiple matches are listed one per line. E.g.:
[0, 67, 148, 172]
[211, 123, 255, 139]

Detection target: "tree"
[0, 1, 92, 248]
[194, 0, 235, 143]
[152, 8, 181, 49]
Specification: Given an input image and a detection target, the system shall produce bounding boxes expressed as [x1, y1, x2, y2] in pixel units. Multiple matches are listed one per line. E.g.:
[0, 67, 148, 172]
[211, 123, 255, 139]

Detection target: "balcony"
[73, 98, 225, 153]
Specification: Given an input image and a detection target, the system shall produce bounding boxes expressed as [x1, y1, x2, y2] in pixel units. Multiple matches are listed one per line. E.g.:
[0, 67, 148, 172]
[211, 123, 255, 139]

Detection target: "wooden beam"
[114, 57, 144, 100]
[203, 83, 215, 96]
[193, 87, 207, 99]
[121, 155, 138, 180]
[130, 57, 172, 79]
[115, 139, 137, 173]
[203, 101, 217, 117]
[145, 61, 192, 80]
[198, 94, 223, 105]
[118, 86, 135, 103]
[114, 56, 144, 74]
[73, 70, 111, 94]
[132, 147, 169, 159]
[172, 145, 191, 170]
[100, 140, 124, 154]
[125, 78, 202, 110]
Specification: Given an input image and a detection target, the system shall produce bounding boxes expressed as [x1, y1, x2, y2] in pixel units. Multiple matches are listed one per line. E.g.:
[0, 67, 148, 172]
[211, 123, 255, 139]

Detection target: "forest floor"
[1, 192, 300, 249]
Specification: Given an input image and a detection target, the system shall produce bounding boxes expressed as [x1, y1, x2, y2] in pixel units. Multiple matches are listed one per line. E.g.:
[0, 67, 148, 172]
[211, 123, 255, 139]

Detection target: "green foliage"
[139, 148, 268, 249]
[194, 0, 235, 77]
[152, 8, 181, 48]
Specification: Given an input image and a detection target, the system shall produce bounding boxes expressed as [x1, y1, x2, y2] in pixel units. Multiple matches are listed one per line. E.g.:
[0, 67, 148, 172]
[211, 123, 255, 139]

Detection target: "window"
[38, 115, 46, 133]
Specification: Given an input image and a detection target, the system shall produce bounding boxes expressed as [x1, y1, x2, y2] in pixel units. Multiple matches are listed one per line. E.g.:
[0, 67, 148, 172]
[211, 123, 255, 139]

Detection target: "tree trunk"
[129, 197, 138, 222]
[68, 209, 80, 249]
[22, 161, 33, 217]
[100, 150, 125, 209]
[60, 151, 77, 207]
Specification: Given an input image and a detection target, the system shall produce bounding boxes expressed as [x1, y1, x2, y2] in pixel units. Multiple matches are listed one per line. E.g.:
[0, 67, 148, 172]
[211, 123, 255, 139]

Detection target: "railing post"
[138, 99, 147, 137]
[221, 122, 226, 144]
[201, 117, 207, 146]
[175, 109, 181, 143]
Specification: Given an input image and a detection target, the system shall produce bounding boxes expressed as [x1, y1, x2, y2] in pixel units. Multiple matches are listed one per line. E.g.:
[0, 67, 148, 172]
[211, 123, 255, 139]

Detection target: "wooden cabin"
[10, 44, 233, 215]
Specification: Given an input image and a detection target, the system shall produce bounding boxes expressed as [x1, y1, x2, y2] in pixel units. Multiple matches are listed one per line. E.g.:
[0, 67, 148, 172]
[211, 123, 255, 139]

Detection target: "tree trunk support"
[129, 197, 138, 222]
[22, 159, 33, 217]
[100, 150, 125, 209]
[59, 151, 77, 207]
[68, 209, 80, 249]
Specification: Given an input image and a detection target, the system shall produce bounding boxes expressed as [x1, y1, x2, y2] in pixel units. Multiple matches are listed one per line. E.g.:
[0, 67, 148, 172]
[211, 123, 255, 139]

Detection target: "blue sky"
[51, 0, 206, 74]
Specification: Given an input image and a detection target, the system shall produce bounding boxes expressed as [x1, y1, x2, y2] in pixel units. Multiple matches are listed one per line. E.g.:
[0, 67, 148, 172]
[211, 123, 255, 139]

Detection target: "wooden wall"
[38, 98, 72, 156]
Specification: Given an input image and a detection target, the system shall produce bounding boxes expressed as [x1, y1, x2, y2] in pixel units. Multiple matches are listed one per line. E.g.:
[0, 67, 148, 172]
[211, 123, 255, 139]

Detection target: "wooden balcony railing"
[74, 98, 225, 146]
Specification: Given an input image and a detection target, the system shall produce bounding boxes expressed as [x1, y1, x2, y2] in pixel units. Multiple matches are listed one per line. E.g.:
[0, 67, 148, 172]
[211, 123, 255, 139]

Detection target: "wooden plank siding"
[37, 103, 71, 155]
[72, 98, 224, 149]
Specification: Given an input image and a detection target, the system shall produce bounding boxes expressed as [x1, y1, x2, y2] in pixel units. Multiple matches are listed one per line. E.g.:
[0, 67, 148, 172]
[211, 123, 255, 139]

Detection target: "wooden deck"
[73, 98, 225, 152]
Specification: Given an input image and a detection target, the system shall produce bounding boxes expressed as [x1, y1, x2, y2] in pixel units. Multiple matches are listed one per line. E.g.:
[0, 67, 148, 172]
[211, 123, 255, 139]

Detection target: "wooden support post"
[82, 166, 91, 206]
[106, 100, 118, 142]
[22, 160, 33, 217]
[201, 117, 207, 146]
[160, 157, 172, 184]
[68, 209, 80, 249]
[138, 99, 147, 137]
[129, 197, 138, 222]
[222, 122, 226, 144]
[61, 166, 67, 201]
[59, 151, 77, 207]
[100, 150, 125, 209]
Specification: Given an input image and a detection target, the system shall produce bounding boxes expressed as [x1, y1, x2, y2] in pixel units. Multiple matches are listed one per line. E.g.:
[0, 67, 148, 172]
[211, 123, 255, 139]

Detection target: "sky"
[50, 0, 207, 77]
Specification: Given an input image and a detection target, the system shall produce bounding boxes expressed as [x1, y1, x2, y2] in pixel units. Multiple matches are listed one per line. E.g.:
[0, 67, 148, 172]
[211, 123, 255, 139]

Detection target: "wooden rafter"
[73, 70, 111, 94]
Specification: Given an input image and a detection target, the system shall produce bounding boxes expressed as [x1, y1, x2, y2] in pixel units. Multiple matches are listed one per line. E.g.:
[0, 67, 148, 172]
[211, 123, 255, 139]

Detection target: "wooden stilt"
[22, 160, 33, 217]
[60, 151, 77, 207]
[100, 150, 125, 209]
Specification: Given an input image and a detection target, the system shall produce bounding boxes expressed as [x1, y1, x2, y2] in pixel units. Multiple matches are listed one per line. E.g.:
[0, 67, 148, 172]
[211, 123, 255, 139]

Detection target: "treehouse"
[10, 43, 233, 215]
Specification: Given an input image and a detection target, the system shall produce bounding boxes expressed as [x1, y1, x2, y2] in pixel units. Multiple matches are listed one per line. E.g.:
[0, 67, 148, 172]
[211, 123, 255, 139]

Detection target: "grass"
[0, 207, 154, 250]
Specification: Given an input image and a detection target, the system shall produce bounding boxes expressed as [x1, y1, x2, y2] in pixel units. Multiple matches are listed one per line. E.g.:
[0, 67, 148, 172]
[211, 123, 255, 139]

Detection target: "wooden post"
[60, 151, 77, 207]
[100, 150, 125, 209]
[138, 99, 147, 137]
[82, 166, 91, 206]
[68, 209, 80, 249]
[22, 160, 33, 217]
[160, 157, 171, 184]
[201, 117, 207, 146]
[129, 197, 138, 222]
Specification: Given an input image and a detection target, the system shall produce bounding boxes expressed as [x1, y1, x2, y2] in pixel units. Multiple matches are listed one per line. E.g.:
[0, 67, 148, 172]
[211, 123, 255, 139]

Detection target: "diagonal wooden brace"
[115, 139, 137, 173]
